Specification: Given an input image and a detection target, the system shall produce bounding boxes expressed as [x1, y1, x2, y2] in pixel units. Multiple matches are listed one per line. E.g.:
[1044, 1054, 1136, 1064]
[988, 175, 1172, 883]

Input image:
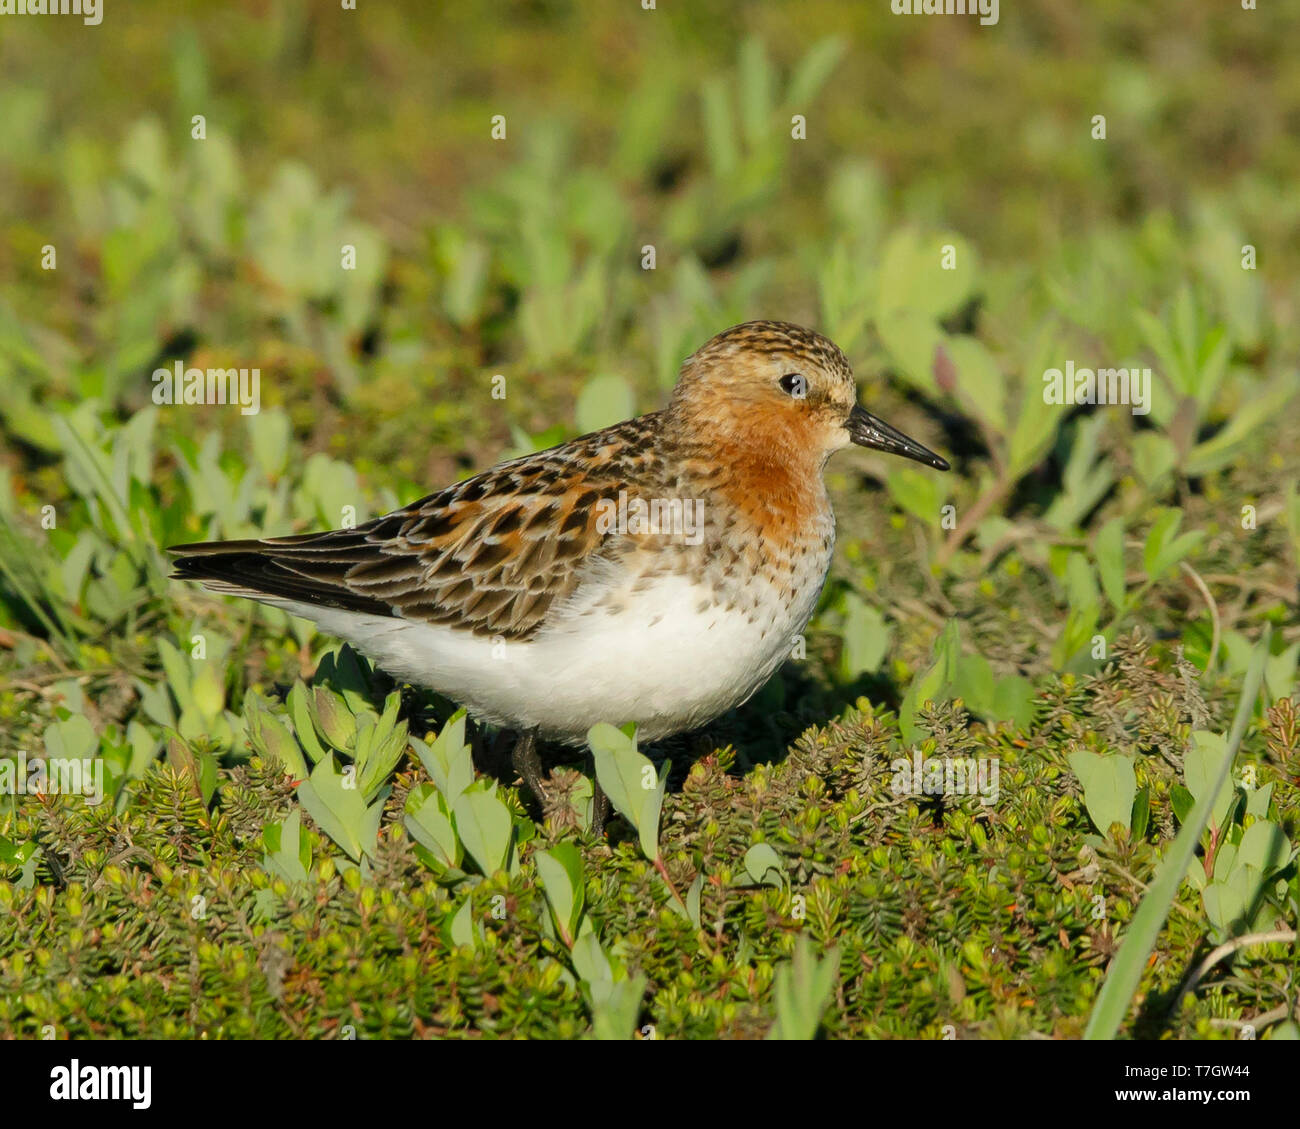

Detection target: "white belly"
[273, 565, 824, 744]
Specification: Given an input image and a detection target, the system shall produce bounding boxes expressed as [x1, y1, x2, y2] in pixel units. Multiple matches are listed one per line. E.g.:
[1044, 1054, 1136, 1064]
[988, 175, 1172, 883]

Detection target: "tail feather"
[168, 535, 399, 618]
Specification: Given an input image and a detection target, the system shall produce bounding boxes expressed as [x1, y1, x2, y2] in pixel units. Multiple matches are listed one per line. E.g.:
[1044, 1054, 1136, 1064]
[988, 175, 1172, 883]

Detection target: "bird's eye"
[778, 373, 807, 398]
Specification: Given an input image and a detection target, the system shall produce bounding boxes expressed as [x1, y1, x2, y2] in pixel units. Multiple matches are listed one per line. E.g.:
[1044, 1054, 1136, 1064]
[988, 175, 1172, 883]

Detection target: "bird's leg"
[588, 752, 612, 837]
[511, 727, 547, 802]
[591, 782, 612, 837]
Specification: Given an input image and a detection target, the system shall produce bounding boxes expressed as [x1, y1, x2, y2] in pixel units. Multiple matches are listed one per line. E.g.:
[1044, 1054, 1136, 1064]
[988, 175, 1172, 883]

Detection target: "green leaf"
[355, 691, 408, 801]
[1264, 642, 1300, 701]
[1007, 325, 1064, 478]
[899, 619, 961, 745]
[43, 713, 98, 761]
[1130, 787, 1150, 840]
[247, 407, 291, 479]
[571, 930, 613, 987]
[165, 735, 218, 806]
[244, 693, 310, 782]
[287, 681, 328, 764]
[685, 871, 704, 930]
[0, 837, 42, 888]
[314, 644, 374, 715]
[1201, 881, 1251, 939]
[412, 709, 473, 801]
[404, 784, 462, 872]
[1063, 552, 1100, 618]
[447, 896, 480, 951]
[1184, 731, 1237, 829]
[1142, 508, 1204, 583]
[944, 336, 1006, 434]
[0, 836, 39, 868]
[297, 756, 376, 861]
[839, 593, 890, 678]
[1245, 781, 1274, 820]
[988, 675, 1037, 731]
[884, 465, 942, 529]
[589, 976, 647, 1041]
[636, 761, 669, 864]
[1067, 750, 1136, 836]
[953, 651, 995, 716]
[575, 373, 635, 435]
[451, 785, 513, 876]
[156, 638, 194, 714]
[311, 686, 356, 751]
[876, 308, 943, 395]
[262, 810, 311, 883]
[768, 937, 839, 1040]
[588, 722, 669, 863]
[876, 227, 974, 324]
[743, 843, 788, 889]
[1183, 380, 1296, 477]
[1234, 820, 1290, 877]
[535, 842, 585, 947]
[1094, 518, 1126, 611]
[784, 36, 847, 110]
[587, 722, 638, 818]
[1040, 417, 1101, 520]
[572, 929, 647, 1041]
[1132, 432, 1178, 490]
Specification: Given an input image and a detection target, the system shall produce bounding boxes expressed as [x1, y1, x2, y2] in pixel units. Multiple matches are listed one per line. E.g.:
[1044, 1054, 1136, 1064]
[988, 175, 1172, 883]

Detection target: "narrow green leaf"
[1094, 518, 1126, 611]
[536, 842, 585, 947]
[404, 785, 461, 871]
[1130, 787, 1150, 841]
[1084, 627, 1270, 1039]
[768, 937, 839, 1040]
[413, 709, 473, 801]
[288, 681, 328, 764]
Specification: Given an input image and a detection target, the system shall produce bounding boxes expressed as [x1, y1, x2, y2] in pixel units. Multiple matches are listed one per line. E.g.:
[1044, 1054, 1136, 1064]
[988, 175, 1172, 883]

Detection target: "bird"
[170, 321, 949, 823]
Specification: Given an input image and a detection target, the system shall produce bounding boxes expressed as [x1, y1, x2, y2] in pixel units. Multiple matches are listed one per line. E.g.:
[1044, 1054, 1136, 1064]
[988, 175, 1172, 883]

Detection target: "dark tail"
[167, 533, 397, 617]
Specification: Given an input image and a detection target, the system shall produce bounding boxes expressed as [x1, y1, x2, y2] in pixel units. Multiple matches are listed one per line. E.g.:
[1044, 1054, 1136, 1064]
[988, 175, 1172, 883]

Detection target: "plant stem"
[935, 474, 1013, 569]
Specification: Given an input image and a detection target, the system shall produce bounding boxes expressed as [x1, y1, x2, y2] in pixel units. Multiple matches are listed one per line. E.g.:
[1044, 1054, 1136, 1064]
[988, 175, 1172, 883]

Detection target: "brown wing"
[168, 413, 665, 639]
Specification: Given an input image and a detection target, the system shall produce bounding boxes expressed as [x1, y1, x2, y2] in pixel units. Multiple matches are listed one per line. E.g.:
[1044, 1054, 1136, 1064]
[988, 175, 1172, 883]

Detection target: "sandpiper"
[171, 321, 949, 812]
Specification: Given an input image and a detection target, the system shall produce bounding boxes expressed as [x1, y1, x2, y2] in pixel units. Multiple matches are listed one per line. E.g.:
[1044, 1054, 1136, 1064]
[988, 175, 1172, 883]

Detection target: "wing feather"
[169, 413, 666, 639]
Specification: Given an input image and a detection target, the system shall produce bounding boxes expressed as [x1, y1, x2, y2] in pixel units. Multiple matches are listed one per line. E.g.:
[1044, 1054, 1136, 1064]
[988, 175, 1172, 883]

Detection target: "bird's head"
[667, 320, 950, 472]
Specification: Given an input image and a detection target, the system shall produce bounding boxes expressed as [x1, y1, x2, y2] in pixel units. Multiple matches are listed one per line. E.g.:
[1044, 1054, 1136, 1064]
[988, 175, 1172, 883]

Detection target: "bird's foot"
[510, 727, 548, 804]
[590, 780, 612, 837]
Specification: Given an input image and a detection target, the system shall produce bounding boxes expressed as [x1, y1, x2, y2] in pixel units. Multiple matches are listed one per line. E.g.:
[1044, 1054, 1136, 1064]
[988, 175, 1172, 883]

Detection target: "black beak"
[846, 405, 950, 470]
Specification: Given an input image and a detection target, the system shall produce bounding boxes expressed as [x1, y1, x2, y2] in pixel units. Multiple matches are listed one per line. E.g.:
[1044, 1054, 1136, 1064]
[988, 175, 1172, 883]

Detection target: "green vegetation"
[1, 3, 1297, 1038]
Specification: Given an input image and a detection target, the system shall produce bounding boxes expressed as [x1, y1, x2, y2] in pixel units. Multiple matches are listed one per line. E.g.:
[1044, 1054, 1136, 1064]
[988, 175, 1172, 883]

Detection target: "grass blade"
[1083, 626, 1271, 1039]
